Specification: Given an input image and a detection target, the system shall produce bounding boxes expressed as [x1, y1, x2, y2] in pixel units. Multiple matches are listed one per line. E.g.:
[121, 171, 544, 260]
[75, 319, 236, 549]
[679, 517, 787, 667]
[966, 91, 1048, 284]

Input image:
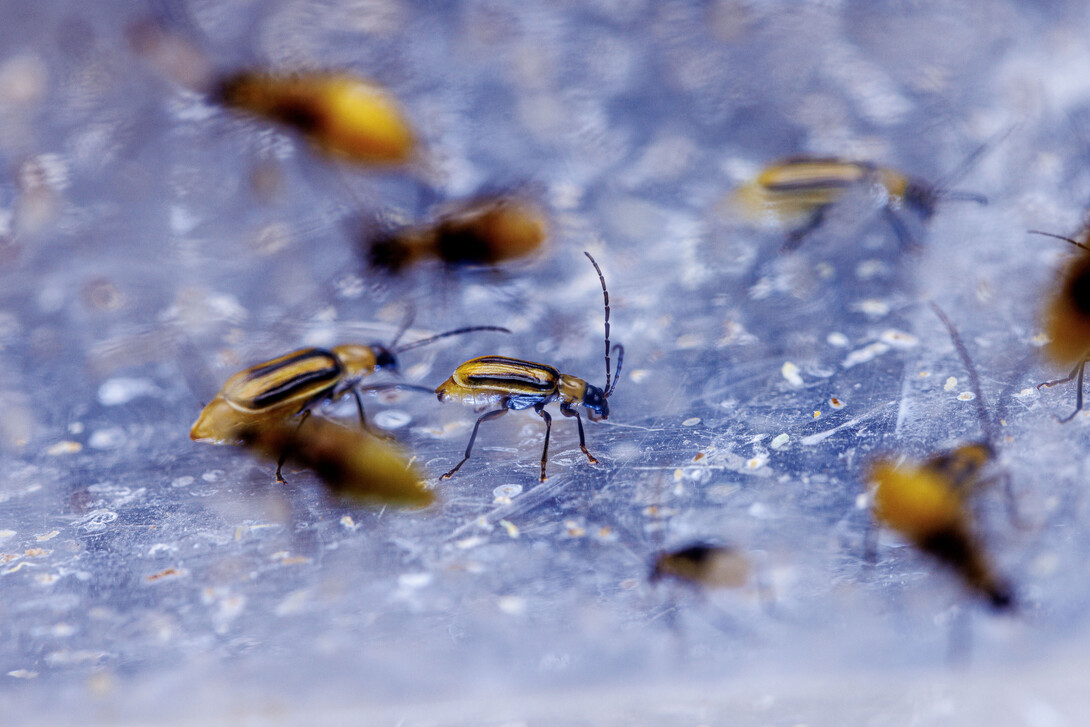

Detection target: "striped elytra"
[225, 348, 343, 411]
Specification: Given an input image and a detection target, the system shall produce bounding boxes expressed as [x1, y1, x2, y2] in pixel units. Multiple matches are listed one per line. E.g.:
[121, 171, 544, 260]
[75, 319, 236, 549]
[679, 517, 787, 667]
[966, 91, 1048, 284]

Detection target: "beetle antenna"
[584, 251, 616, 396]
[394, 325, 510, 354]
[608, 344, 624, 398]
[388, 304, 416, 350]
[940, 190, 988, 205]
[933, 124, 1015, 200]
[1028, 229, 1090, 252]
[929, 302, 994, 445]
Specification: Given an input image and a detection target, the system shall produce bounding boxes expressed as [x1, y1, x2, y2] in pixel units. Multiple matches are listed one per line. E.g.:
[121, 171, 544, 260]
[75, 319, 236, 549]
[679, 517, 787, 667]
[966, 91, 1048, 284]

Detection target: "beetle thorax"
[332, 344, 380, 377]
[557, 374, 588, 405]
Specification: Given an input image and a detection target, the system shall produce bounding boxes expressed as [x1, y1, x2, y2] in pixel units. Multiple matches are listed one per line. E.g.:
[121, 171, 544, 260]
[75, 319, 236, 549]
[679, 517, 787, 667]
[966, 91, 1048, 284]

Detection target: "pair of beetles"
[190, 252, 623, 485]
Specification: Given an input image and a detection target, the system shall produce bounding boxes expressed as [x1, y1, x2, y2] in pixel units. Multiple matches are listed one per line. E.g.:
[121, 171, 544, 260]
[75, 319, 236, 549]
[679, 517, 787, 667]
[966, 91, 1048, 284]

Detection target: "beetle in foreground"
[435, 251, 623, 482]
[730, 154, 988, 252]
[239, 416, 433, 507]
[1028, 229, 1090, 421]
[191, 324, 508, 482]
[367, 194, 548, 272]
[864, 304, 1015, 611]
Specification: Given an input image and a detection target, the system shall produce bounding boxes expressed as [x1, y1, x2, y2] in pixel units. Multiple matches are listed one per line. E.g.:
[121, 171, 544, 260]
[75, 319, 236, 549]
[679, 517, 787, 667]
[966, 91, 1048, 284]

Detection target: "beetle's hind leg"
[535, 403, 553, 482]
[440, 407, 508, 481]
[275, 409, 312, 484]
[882, 206, 921, 253]
[560, 403, 597, 464]
[781, 205, 829, 252]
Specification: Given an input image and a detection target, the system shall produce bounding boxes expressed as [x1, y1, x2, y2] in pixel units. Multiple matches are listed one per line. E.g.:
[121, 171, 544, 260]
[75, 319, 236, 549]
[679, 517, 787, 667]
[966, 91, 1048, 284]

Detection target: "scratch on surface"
[800, 400, 896, 446]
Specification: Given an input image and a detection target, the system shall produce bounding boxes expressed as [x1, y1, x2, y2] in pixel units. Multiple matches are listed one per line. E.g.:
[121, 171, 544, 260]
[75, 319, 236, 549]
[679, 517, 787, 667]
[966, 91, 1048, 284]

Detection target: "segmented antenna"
[933, 125, 1015, 201]
[388, 304, 416, 350]
[395, 325, 510, 354]
[584, 251, 623, 397]
[1028, 230, 1090, 253]
[929, 302, 994, 445]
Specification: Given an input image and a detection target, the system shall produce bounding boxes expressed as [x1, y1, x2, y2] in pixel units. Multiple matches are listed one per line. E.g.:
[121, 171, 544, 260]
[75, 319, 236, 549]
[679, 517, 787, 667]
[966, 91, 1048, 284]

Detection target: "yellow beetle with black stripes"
[730, 155, 987, 252]
[436, 252, 623, 482]
[191, 324, 507, 482]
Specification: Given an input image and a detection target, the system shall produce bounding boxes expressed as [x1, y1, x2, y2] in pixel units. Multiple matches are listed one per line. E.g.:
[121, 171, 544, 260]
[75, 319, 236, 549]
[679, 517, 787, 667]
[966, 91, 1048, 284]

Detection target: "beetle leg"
[1037, 359, 1087, 423]
[882, 206, 920, 252]
[560, 403, 597, 464]
[275, 409, 311, 484]
[535, 403, 552, 482]
[440, 407, 508, 481]
[781, 205, 828, 252]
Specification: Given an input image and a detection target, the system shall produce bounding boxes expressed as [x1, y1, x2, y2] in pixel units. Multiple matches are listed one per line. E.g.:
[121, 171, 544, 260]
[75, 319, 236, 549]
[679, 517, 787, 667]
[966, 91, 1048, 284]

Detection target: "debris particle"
[781, 361, 803, 387]
[944, 376, 958, 391]
[770, 433, 790, 450]
[146, 568, 184, 582]
[45, 441, 81, 456]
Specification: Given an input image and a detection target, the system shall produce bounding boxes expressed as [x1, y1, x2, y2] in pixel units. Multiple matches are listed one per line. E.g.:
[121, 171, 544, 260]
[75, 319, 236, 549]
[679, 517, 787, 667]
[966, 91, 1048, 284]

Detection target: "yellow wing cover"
[190, 348, 341, 443]
[436, 356, 559, 406]
[730, 157, 909, 224]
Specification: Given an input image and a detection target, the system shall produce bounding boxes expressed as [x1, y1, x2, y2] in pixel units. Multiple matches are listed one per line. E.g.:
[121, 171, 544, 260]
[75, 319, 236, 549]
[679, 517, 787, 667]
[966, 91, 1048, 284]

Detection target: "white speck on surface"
[170, 476, 194, 488]
[781, 361, 803, 387]
[373, 410, 411, 430]
[852, 299, 890, 317]
[682, 417, 701, 426]
[827, 332, 850, 347]
[842, 342, 890, 368]
[398, 573, 433, 589]
[98, 378, 161, 406]
[770, 433, 790, 450]
[957, 391, 976, 401]
[498, 595, 527, 616]
[499, 520, 520, 538]
[45, 441, 81, 456]
[87, 428, 126, 450]
[493, 484, 523, 501]
[879, 329, 918, 348]
[7, 670, 37, 679]
[944, 376, 958, 391]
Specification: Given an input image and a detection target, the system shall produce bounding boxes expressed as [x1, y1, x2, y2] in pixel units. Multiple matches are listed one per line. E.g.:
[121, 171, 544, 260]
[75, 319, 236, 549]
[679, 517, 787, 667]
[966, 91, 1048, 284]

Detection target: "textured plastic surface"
[4, 1, 1090, 724]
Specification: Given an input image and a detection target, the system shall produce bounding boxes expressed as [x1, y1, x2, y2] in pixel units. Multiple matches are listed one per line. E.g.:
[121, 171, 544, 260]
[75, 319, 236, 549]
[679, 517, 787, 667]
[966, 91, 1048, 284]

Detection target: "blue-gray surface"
[3, 1, 1090, 724]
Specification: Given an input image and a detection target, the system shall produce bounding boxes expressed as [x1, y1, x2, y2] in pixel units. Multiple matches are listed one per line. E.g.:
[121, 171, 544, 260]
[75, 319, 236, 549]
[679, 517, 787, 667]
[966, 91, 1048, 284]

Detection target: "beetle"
[238, 416, 433, 507]
[863, 304, 1015, 610]
[730, 153, 988, 252]
[866, 458, 1013, 610]
[191, 323, 508, 482]
[650, 543, 750, 589]
[213, 70, 417, 167]
[435, 251, 623, 482]
[1028, 229, 1090, 421]
[367, 194, 548, 272]
[129, 14, 417, 167]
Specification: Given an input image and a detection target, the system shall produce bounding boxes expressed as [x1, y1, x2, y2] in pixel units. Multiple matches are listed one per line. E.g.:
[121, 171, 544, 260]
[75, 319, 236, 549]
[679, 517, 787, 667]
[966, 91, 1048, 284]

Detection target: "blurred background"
[4, 0, 1090, 723]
